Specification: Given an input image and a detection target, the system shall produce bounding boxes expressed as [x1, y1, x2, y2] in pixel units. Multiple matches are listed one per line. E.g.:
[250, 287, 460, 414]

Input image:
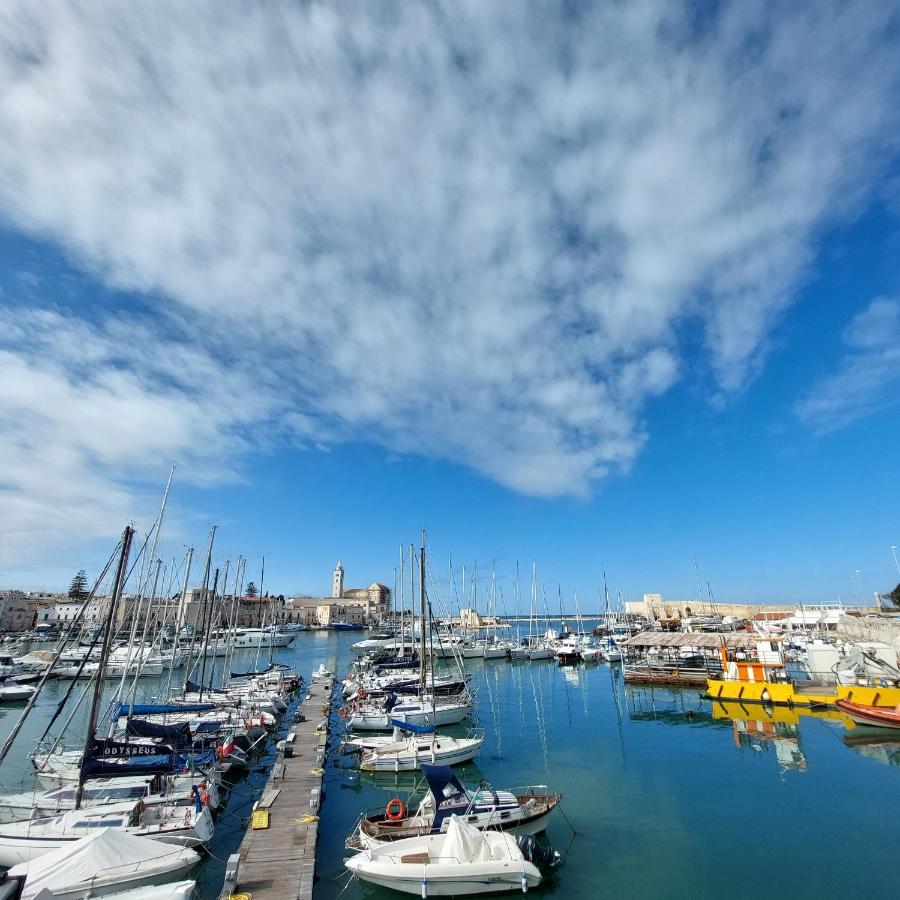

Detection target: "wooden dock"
[221, 674, 334, 900]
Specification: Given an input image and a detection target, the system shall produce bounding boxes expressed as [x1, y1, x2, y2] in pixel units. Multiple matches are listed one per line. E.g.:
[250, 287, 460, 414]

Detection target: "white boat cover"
[9, 828, 199, 899]
[440, 815, 495, 863]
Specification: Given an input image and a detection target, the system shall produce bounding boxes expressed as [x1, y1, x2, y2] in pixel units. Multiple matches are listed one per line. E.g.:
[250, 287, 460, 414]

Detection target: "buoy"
[385, 798, 407, 821]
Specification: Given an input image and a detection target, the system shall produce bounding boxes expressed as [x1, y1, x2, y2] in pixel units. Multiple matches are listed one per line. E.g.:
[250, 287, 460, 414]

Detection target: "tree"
[884, 584, 900, 609]
[245, 582, 258, 597]
[68, 569, 88, 599]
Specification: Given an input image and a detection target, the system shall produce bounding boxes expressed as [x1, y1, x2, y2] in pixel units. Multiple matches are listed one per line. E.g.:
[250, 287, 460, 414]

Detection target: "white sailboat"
[357, 724, 484, 772]
[0, 799, 214, 866]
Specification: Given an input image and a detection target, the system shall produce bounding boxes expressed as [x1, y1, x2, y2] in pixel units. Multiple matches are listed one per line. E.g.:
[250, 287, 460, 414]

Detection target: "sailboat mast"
[165, 546, 194, 697]
[76, 525, 134, 810]
[197, 567, 220, 700]
[183, 525, 217, 694]
[419, 531, 427, 693]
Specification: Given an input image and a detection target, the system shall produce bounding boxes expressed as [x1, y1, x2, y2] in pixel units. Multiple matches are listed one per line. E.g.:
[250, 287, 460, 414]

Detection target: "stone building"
[280, 563, 391, 627]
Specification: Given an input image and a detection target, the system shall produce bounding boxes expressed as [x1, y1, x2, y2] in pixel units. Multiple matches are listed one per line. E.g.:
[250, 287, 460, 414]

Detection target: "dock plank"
[221, 675, 333, 899]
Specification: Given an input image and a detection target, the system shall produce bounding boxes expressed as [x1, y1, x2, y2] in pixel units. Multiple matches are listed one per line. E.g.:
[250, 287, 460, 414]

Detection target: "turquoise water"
[0, 630, 897, 899]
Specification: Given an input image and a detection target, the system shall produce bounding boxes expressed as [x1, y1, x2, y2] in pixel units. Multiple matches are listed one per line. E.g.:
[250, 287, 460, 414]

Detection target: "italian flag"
[222, 731, 235, 757]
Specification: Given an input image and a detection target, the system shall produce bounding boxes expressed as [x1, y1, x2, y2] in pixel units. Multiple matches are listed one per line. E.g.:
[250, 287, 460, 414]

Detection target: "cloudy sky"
[1, 1, 898, 605]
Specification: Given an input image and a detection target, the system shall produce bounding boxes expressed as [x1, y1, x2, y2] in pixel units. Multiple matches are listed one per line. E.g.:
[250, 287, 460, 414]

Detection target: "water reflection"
[842, 731, 900, 767]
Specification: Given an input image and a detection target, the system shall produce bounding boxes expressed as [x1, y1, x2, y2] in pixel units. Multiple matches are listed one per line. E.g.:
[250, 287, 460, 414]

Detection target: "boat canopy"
[113, 703, 217, 718]
[8, 827, 200, 900]
[389, 719, 434, 735]
[126, 719, 193, 746]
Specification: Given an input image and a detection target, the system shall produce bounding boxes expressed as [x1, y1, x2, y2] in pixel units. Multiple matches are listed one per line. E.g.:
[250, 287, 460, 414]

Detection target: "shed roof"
[621, 631, 771, 649]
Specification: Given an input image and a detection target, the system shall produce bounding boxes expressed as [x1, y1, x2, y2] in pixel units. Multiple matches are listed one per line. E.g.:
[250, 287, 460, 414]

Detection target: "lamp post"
[891, 545, 900, 577]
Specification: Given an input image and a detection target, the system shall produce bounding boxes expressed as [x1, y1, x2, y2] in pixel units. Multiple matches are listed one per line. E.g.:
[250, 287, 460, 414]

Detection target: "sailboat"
[357, 722, 484, 772]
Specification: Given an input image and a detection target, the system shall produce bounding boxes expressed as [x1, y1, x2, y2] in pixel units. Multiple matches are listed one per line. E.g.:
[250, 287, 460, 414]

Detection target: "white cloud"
[797, 297, 900, 431]
[0, 1, 898, 564]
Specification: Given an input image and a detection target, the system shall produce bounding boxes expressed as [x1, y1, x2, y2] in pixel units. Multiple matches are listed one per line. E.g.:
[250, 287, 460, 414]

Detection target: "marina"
[0, 604, 896, 897]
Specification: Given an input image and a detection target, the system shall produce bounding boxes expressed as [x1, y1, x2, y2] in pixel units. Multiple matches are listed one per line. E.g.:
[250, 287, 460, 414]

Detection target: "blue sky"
[0, 1, 898, 609]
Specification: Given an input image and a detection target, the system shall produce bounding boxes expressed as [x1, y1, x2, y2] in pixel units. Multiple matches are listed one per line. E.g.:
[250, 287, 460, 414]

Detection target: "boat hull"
[345, 858, 541, 895]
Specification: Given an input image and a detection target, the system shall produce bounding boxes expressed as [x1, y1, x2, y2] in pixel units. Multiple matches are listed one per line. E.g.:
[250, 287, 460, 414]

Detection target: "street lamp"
[855, 569, 863, 607]
[891, 545, 900, 577]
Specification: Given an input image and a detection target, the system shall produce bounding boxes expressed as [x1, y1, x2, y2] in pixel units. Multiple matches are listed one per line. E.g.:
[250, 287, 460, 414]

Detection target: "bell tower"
[332, 561, 344, 598]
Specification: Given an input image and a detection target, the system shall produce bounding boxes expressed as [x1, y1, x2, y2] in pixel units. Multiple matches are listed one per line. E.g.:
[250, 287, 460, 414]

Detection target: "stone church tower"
[332, 561, 344, 598]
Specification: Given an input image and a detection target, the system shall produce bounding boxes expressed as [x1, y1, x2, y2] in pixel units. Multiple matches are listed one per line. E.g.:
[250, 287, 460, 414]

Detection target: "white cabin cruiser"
[346, 764, 560, 851]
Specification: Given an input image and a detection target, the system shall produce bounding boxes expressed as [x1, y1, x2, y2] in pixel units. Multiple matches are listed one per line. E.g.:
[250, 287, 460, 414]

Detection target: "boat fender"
[421, 878, 428, 898]
[338, 706, 350, 719]
[385, 798, 406, 821]
[521, 872, 528, 893]
[761, 688, 771, 703]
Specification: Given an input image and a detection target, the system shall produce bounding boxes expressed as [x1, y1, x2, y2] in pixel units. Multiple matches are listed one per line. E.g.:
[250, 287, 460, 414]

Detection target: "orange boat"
[835, 698, 900, 729]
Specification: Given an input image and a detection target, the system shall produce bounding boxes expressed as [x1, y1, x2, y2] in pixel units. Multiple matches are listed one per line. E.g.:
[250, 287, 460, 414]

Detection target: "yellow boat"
[705, 641, 900, 709]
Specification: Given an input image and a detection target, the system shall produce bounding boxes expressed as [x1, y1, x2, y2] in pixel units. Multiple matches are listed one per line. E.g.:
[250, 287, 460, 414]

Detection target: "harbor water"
[0, 628, 897, 899]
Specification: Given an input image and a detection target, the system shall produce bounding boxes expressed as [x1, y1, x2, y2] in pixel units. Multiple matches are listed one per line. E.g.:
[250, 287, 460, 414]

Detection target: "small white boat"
[359, 729, 483, 772]
[5, 828, 199, 900]
[312, 663, 332, 681]
[580, 646, 602, 663]
[0, 685, 35, 702]
[345, 814, 544, 895]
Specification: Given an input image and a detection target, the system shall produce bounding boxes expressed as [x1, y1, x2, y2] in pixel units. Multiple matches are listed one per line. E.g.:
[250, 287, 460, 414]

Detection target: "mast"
[76, 525, 134, 810]
[419, 530, 427, 694]
[183, 525, 217, 694]
[197, 567, 220, 700]
[165, 546, 194, 696]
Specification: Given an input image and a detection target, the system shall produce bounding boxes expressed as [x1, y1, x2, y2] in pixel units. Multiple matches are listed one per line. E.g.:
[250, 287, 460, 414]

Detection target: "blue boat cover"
[114, 703, 216, 719]
[126, 719, 193, 746]
[390, 719, 435, 735]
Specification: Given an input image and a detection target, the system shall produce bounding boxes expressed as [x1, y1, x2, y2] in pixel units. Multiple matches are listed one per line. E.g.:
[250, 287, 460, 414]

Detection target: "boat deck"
[222, 675, 334, 900]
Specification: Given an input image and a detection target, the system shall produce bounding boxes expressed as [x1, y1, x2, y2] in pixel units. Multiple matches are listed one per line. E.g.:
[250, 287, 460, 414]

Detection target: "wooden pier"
[221, 674, 334, 900]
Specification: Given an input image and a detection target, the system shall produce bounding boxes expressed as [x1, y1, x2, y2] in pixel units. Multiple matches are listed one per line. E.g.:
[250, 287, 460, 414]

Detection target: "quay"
[221, 673, 335, 900]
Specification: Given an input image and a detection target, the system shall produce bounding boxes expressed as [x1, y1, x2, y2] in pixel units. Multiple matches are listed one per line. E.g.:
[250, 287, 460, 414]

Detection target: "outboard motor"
[515, 834, 561, 869]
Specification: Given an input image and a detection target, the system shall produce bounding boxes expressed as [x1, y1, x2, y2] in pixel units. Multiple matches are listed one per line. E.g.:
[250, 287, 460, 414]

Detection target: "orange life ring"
[357, 687, 367, 700]
[338, 705, 350, 719]
[385, 798, 406, 821]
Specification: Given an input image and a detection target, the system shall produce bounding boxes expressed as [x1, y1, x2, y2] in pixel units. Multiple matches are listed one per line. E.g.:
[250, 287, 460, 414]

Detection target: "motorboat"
[3, 828, 199, 900]
[554, 640, 582, 665]
[344, 813, 554, 895]
[0, 685, 35, 702]
[835, 698, 900, 729]
[0, 800, 214, 866]
[358, 724, 483, 772]
[347, 764, 559, 850]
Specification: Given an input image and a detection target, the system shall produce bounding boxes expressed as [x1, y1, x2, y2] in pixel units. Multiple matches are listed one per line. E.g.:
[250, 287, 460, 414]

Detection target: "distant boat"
[333, 621, 365, 631]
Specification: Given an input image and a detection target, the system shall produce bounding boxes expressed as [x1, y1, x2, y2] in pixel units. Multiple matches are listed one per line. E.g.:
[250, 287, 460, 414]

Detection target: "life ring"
[385, 798, 406, 821]
[357, 688, 367, 700]
[338, 705, 350, 719]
